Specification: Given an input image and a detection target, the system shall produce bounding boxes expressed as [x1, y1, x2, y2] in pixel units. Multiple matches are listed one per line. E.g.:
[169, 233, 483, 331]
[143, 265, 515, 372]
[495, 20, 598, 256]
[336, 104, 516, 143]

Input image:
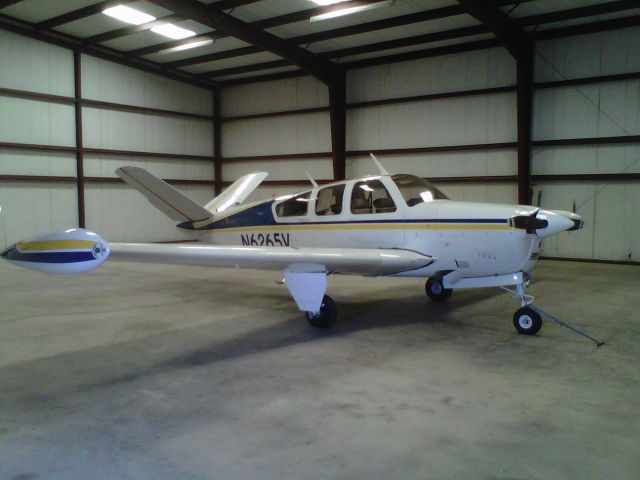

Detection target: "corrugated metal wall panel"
[0, 182, 78, 249]
[83, 156, 214, 180]
[222, 113, 331, 157]
[0, 150, 76, 176]
[223, 159, 332, 183]
[347, 150, 517, 179]
[347, 47, 515, 103]
[81, 54, 212, 115]
[222, 76, 328, 117]
[0, 97, 75, 146]
[0, 30, 73, 96]
[533, 26, 640, 261]
[346, 93, 517, 150]
[84, 184, 214, 243]
[82, 108, 213, 156]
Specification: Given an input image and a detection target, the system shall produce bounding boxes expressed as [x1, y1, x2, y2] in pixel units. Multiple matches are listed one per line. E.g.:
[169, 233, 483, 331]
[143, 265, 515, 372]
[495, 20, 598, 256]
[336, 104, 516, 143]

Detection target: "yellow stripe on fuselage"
[17, 240, 95, 251]
[204, 223, 512, 233]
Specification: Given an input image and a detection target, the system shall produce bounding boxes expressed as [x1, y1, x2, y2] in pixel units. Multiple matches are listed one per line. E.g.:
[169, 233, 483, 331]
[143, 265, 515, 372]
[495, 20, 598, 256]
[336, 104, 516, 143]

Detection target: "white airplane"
[2, 155, 583, 335]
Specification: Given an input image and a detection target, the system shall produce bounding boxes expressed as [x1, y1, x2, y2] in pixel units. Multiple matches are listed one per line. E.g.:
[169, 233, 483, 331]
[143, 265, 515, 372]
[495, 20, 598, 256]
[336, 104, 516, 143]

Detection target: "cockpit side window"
[275, 191, 311, 217]
[315, 184, 345, 216]
[350, 179, 396, 215]
[392, 174, 449, 206]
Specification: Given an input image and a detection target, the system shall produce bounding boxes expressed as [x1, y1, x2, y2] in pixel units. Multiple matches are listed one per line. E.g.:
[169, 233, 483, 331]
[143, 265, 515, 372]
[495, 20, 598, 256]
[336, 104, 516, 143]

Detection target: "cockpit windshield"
[391, 174, 449, 206]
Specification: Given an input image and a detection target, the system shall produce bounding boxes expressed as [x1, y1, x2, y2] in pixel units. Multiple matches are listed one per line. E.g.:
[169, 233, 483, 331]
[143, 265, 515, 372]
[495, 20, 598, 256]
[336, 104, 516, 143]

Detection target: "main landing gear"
[305, 295, 337, 329]
[425, 277, 453, 301]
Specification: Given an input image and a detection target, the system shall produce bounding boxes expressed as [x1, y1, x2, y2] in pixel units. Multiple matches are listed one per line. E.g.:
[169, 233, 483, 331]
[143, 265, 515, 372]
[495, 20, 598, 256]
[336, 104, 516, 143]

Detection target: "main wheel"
[425, 278, 452, 301]
[513, 306, 542, 335]
[306, 295, 337, 329]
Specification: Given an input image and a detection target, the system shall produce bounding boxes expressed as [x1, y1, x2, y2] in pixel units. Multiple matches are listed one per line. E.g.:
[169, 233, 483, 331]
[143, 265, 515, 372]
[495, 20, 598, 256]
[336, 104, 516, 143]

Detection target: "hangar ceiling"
[0, 0, 639, 88]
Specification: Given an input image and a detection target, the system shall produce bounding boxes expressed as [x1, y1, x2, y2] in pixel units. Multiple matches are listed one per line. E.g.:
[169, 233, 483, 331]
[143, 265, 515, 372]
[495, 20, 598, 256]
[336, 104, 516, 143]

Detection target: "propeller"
[509, 209, 549, 234]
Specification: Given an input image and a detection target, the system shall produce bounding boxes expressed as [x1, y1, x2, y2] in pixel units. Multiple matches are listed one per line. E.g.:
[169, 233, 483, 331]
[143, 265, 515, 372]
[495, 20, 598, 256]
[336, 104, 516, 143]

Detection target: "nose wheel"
[425, 278, 453, 301]
[500, 277, 543, 335]
[305, 295, 337, 329]
[513, 306, 542, 335]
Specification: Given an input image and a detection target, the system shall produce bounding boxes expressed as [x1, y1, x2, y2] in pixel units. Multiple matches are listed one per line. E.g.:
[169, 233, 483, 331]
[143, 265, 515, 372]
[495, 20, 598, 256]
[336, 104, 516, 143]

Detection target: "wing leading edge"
[109, 243, 433, 276]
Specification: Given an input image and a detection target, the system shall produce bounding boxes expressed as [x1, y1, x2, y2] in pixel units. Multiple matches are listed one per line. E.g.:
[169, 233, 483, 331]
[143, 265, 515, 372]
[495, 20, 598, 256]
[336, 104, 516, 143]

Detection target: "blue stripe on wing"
[3, 247, 96, 263]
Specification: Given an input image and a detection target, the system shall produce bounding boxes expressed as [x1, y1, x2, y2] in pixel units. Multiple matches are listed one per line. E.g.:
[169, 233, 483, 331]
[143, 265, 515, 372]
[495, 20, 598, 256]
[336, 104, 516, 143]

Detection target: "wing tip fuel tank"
[1, 229, 110, 274]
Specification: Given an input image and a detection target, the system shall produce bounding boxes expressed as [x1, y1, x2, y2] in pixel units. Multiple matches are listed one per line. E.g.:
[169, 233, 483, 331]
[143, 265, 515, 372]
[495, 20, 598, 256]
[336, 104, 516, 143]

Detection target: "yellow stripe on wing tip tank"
[17, 240, 96, 252]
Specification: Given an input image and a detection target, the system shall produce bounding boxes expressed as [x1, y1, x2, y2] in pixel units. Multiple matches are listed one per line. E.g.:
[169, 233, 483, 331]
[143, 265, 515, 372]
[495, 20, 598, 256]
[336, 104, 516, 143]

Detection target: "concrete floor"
[0, 260, 638, 480]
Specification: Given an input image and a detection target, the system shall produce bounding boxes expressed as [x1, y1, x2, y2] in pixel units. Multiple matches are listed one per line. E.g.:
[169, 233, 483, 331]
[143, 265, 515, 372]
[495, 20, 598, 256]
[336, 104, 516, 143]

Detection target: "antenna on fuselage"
[305, 171, 318, 188]
[370, 153, 389, 175]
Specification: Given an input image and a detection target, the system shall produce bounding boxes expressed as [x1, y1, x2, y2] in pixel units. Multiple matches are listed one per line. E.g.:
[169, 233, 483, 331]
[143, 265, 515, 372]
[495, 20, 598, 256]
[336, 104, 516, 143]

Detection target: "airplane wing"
[109, 243, 433, 276]
[2, 227, 433, 313]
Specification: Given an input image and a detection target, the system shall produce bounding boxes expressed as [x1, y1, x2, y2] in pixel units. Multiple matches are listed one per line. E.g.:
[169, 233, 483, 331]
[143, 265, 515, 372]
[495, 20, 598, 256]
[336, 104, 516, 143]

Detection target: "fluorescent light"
[103, 5, 155, 25]
[159, 39, 214, 54]
[151, 24, 196, 40]
[310, 0, 393, 21]
[310, 0, 350, 5]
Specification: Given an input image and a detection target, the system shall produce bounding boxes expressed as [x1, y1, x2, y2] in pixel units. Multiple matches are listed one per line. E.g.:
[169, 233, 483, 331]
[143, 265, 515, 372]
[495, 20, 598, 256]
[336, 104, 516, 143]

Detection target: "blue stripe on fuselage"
[177, 200, 509, 231]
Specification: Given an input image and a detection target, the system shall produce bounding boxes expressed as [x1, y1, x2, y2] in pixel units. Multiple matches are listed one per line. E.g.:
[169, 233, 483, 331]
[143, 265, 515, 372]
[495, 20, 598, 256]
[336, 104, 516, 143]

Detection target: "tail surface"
[204, 172, 268, 214]
[116, 167, 268, 222]
[116, 166, 212, 222]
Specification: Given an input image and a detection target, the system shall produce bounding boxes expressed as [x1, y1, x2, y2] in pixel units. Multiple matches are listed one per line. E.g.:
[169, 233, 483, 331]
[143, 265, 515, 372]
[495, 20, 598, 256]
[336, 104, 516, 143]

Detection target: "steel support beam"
[517, 45, 533, 205]
[0, 13, 215, 89]
[0, 0, 23, 9]
[329, 74, 347, 181]
[457, 0, 533, 204]
[73, 50, 86, 228]
[457, 0, 530, 58]
[213, 87, 223, 195]
[145, 0, 342, 84]
[146, 0, 346, 181]
[37, 0, 135, 30]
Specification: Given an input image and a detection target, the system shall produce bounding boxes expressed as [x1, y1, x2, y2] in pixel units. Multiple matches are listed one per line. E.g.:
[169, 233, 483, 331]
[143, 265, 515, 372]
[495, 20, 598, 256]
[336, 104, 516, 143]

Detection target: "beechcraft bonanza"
[2, 155, 583, 335]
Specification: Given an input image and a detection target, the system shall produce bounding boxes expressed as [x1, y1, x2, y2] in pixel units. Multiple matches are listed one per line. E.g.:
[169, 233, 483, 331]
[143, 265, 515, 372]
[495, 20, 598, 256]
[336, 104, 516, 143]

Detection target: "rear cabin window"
[315, 184, 345, 216]
[350, 179, 396, 214]
[275, 192, 311, 217]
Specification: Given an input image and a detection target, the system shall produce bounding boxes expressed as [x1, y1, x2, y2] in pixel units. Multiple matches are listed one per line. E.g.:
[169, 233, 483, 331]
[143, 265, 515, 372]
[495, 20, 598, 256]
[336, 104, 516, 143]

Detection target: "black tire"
[425, 278, 453, 301]
[513, 306, 542, 335]
[306, 295, 337, 329]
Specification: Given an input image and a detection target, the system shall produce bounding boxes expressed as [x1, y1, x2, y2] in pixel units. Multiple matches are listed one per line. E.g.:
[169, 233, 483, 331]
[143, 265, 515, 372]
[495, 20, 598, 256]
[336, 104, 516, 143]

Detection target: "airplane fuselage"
[177, 175, 553, 280]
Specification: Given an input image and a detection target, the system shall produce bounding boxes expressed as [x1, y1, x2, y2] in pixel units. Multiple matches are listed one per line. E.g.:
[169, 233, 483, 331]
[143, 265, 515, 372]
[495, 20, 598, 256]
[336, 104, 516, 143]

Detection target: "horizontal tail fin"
[205, 171, 268, 214]
[116, 166, 211, 222]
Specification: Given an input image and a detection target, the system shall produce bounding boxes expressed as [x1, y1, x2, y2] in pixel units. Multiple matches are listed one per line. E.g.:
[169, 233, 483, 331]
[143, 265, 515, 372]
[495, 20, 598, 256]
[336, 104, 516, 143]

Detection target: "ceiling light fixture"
[151, 23, 196, 40]
[310, 0, 393, 22]
[103, 5, 156, 25]
[159, 38, 214, 54]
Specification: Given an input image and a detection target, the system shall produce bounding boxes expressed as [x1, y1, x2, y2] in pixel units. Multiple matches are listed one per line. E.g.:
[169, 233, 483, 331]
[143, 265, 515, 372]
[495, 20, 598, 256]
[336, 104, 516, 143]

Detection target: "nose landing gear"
[513, 306, 542, 335]
[499, 275, 543, 335]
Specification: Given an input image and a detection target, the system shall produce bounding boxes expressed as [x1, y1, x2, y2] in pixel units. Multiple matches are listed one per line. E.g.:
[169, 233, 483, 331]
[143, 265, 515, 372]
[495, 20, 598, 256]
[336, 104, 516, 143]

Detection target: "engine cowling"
[1, 228, 110, 274]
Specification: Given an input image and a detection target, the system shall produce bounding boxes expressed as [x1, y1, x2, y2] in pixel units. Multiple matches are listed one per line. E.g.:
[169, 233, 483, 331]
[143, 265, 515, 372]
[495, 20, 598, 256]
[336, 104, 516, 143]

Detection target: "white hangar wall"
[0, 30, 77, 250]
[532, 26, 640, 262]
[221, 47, 518, 205]
[221, 26, 640, 262]
[80, 55, 214, 242]
[0, 29, 216, 249]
